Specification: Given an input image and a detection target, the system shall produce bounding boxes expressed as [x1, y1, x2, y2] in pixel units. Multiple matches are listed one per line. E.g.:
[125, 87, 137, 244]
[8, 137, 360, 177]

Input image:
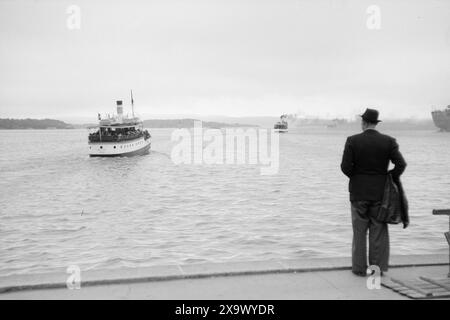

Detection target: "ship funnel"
[116, 100, 123, 122]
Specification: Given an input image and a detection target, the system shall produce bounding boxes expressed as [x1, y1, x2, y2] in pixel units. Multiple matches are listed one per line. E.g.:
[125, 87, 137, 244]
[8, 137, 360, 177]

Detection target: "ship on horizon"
[431, 105, 450, 132]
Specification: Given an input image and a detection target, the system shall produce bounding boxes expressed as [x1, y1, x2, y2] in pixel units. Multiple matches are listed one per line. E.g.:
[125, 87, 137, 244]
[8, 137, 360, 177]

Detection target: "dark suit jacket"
[340, 129, 407, 202]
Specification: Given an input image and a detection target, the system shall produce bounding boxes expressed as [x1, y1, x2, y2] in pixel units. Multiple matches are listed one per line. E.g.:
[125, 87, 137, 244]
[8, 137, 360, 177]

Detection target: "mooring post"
[432, 209, 450, 277]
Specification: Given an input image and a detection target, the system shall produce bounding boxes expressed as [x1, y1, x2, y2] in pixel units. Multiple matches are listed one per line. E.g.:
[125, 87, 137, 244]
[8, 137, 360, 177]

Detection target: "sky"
[0, 0, 449, 120]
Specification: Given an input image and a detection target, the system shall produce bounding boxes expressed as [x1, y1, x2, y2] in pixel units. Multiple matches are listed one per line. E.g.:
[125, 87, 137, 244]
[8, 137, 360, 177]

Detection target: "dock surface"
[0, 254, 448, 299]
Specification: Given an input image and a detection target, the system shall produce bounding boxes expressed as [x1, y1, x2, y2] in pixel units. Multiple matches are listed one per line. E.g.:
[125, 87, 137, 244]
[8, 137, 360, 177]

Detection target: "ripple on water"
[0, 129, 449, 276]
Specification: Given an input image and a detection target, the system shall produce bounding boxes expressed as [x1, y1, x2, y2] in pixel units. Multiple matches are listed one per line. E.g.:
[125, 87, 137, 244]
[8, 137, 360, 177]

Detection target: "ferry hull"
[89, 137, 151, 157]
[89, 143, 150, 157]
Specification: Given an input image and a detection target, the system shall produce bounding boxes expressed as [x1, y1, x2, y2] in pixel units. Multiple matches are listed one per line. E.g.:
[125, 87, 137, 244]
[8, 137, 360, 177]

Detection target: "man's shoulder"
[347, 131, 395, 142]
[377, 132, 397, 143]
[346, 132, 364, 142]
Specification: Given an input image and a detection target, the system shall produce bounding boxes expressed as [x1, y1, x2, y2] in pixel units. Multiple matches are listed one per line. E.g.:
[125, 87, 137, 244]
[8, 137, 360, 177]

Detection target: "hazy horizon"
[1, 0, 449, 120]
[0, 113, 438, 127]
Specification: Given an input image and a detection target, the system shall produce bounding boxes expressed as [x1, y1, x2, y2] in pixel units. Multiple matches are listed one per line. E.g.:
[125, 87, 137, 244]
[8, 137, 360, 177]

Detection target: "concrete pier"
[0, 254, 448, 299]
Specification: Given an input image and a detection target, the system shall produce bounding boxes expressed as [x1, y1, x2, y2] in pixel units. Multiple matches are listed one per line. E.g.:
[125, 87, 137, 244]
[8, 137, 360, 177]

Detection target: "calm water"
[0, 128, 449, 277]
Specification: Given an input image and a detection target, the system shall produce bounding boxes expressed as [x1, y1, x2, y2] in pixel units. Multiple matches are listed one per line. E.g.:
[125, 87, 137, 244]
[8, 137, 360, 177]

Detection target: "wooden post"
[432, 209, 450, 277]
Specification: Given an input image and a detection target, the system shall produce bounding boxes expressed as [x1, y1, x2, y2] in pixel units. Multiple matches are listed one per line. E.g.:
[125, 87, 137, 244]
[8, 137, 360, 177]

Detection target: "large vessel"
[431, 106, 450, 132]
[274, 114, 288, 133]
[88, 91, 151, 157]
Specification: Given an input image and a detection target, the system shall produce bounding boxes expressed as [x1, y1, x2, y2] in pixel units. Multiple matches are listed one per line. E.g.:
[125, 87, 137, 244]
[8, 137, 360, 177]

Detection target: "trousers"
[351, 201, 389, 273]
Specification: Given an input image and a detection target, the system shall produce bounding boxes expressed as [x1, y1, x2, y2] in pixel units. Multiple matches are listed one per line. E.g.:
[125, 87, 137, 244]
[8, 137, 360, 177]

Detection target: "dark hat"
[360, 108, 381, 123]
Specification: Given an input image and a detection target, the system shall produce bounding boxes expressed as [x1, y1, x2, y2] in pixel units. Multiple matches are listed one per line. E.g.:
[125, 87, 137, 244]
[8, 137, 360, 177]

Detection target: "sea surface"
[0, 127, 449, 277]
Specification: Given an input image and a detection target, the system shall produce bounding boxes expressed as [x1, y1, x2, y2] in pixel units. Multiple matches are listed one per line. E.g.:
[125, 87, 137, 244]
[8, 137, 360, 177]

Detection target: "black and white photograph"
[0, 0, 450, 306]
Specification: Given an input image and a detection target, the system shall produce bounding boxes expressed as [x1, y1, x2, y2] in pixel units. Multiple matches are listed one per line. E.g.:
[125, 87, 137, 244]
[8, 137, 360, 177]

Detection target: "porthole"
[100, 146, 103, 149]
[114, 146, 116, 149]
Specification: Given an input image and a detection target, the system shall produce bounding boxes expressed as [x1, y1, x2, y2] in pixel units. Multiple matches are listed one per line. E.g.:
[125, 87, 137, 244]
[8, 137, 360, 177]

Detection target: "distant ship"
[88, 91, 151, 157]
[326, 118, 349, 128]
[431, 106, 450, 132]
[274, 114, 288, 133]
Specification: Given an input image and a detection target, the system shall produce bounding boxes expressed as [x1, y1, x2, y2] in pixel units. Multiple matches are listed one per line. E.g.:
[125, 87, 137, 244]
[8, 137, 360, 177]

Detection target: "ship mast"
[130, 89, 135, 119]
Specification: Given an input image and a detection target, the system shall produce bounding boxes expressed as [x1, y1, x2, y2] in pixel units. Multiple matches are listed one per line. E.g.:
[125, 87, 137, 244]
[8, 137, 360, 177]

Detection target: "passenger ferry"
[88, 92, 151, 157]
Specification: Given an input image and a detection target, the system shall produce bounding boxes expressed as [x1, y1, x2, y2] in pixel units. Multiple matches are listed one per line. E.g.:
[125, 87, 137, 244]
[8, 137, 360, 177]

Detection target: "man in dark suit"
[341, 108, 407, 276]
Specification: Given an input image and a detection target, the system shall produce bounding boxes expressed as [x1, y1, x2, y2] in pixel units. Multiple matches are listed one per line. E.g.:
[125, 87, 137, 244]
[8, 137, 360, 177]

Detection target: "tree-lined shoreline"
[0, 118, 257, 130]
[0, 118, 74, 129]
[0, 117, 437, 130]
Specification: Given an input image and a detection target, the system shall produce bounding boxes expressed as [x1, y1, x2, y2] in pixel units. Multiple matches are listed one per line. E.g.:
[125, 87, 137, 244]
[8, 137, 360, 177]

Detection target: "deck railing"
[89, 132, 144, 143]
[432, 209, 450, 277]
